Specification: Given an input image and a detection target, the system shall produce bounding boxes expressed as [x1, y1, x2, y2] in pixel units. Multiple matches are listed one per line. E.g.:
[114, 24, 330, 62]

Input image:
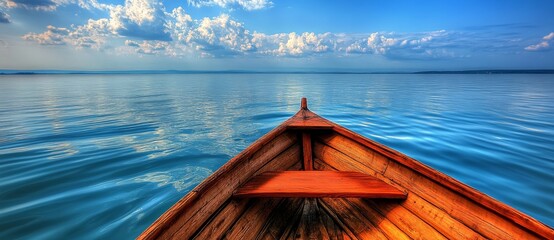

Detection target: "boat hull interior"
[139, 100, 553, 240]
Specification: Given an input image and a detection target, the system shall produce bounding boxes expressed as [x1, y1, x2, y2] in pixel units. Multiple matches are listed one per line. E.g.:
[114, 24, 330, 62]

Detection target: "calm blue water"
[0, 74, 553, 239]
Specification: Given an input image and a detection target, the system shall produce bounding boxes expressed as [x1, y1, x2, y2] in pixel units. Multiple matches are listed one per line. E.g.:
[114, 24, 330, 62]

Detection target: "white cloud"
[525, 41, 549, 51]
[69, 18, 111, 49]
[109, 0, 170, 40]
[77, 0, 111, 11]
[22, 0, 174, 50]
[22, 20, 110, 49]
[22, 25, 70, 45]
[366, 32, 398, 54]
[525, 32, 554, 52]
[345, 41, 367, 53]
[187, 14, 255, 55]
[343, 30, 458, 59]
[124, 40, 170, 55]
[187, 0, 272, 11]
[21, 0, 461, 59]
[165, 7, 193, 43]
[269, 32, 332, 56]
[543, 32, 554, 41]
[20, 0, 528, 60]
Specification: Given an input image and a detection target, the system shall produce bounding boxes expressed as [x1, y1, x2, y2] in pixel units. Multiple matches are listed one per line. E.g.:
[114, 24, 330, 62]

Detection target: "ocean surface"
[0, 74, 553, 239]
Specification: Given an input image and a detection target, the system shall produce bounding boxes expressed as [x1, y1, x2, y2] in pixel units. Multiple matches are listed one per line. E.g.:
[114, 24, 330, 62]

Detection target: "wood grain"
[255, 198, 304, 240]
[376, 194, 485, 240]
[365, 199, 448, 240]
[302, 132, 313, 170]
[316, 133, 389, 173]
[285, 106, 334, 130]
[233, 171, 406, 198]
[223, 198, 283, 239]
[191, 199, 250, 240]
[320, 198, 388, 240]
[295, 198, 326, 239]
[316, 200, 352, 240]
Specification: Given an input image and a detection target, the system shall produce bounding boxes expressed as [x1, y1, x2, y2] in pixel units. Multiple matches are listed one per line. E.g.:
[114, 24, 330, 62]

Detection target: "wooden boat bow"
[138, 98, 554, 240]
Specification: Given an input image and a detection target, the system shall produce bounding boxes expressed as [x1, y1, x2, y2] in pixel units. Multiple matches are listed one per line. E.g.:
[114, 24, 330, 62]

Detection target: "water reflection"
[123, 166, 213, 192]
[47, 143, 78, 160]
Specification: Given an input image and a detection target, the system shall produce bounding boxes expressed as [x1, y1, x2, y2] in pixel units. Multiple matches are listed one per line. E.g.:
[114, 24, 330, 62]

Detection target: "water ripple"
[0, 73, 553, 239]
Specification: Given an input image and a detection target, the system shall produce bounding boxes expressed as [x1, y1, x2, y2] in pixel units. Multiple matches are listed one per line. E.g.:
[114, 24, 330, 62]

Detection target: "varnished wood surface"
[302, 133, 313, 170]
[285, 103, 334, 130]
[233, 171, 407, 198]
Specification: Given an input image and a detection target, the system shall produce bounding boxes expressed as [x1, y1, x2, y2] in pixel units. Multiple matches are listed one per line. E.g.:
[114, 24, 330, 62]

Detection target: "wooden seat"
[233, 171, 407, 198]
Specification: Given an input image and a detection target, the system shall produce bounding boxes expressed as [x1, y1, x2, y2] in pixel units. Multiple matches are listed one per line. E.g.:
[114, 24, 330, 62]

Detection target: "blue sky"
[0, 0, 553, 71]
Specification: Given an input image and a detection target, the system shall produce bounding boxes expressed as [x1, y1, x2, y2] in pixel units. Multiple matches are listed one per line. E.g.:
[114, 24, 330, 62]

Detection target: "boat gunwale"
[138, 121, 291, 240]
[139, 102, 554, 240]
[322, 112, 554, 239]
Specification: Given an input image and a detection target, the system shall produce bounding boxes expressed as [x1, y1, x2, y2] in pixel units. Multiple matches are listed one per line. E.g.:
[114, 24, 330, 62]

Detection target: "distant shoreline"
[1, 69, 554, 75]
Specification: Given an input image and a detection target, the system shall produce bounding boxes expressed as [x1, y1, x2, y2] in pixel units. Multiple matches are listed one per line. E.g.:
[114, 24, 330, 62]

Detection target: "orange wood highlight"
[302, 133, 313, 170]
[233, 171, 407, 198]
[286, 117, 334, 129]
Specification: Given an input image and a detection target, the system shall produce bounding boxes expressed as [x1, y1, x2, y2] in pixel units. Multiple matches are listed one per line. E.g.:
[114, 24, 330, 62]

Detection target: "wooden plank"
[312, 141, 385, 179]
[386, 193, 485, 240]
[345, 198, 411, 240]
[191, 199, 250, 240]
[316, 133, 389, 174]
[233, 171, 406, 198]
[365, 199, 448, 240]
[279, 201, 305, 240]
[256, 198, 304, 240]
[317, 201, 360, 240]
[319, 198, 388, 240]
[316, 200, 352, 240]
[295, 198, 326, 240]
[286, 118, 334, 129]
[302, 132, 313, 170]
[223, 198, 283, 239]
[164, 134, 300, 239]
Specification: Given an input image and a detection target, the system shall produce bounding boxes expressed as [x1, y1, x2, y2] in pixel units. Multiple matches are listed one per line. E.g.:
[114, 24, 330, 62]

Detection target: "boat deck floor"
[192, 197, 410, 239]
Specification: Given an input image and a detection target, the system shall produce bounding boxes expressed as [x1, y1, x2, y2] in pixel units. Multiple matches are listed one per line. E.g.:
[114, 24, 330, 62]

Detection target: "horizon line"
[1, 69, 554, 75]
